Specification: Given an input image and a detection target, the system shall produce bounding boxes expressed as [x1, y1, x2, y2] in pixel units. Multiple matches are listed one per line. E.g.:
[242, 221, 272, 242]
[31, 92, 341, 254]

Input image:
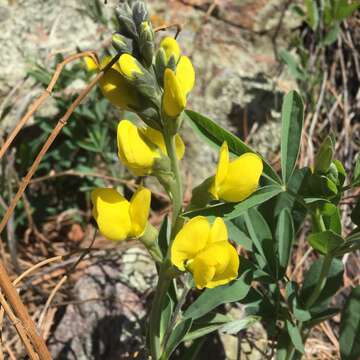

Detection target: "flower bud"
[161, 55, 195, 118]
[112, 33, 133, 54]
[139, 21, 155, 67]
[209, 142, 263, 203]
[116, 3, 138, 39]
[171, 216, 239, 289]
[160, 36, 181, 64]
[86, 55, 141, 111]
[155, 48, 167, 86]
[162, 69, 186, 118]
[132, 1, 149, 27]
[91, 186, 151, 241]
[118, 53, 144, 80]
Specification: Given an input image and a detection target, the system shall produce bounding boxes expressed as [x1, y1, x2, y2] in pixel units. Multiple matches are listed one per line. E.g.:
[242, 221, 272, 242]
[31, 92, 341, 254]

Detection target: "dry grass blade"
[38, 275, 67, 334]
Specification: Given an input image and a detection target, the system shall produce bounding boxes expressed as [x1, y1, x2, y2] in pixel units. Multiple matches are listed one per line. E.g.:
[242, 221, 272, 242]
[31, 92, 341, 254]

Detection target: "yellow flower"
[117, 120, 185, 176]
[162, 57, 195, 118]
[85, 55, 140, 110]
[171, 216, 239, 289]
[91, 187, 151, 241]
[118, 54, 144, 80]
[160, 36, 181, 64]
[84, 56, 99, 72]
[209, 142, 263, 203]
[140, 126, 185, 160]
[163, 69, 187, 118]
[176, 56, 195, 96]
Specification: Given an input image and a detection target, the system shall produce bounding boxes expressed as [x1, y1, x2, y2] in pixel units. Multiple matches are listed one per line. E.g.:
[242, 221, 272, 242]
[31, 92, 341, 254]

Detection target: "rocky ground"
[0, 0, 303, 358]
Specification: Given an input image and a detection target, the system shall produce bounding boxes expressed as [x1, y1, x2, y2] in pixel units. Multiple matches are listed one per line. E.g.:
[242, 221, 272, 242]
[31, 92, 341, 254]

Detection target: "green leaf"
[160, 295, 174, 341]
[335, 0, 360, 22]
[183, 270, 252, 320]
[244, 208, 275, 273]
[352, 155, 360, 187]
[158, 216, 171, 258]
[183, 185, 283, 220]
[163, 319, 193, 358]
[281, 91, 304, 184]
[220, 315, 261, 335]
[351, 201, 360, 226]
[226, 220, 253, 251]
[305, 0, 319, 30]
[314, 136, 334, 173]
[183, 313, 231, 342]
[286, 282, 311, 321]
[286, 320, 305, 354]
[184, 110, 281, 184]
[323, 24, 341, 46]
[300, 258, 344, 308]
[324, 207, 342, 235]
[279, 49, 305, 80]
[305, 307, 339, 328]
[336, 231, 360, 255]
[308, 230, 344, 255]
[339, 286, 360, 360]
[276, 208, 295, 277]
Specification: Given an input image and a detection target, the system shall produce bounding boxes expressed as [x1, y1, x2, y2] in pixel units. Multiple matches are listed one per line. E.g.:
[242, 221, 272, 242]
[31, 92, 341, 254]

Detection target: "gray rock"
[49, 248, 156, 360]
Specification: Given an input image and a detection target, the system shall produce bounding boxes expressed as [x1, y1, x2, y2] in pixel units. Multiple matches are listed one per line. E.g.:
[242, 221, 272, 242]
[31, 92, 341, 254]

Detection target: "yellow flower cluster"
[88, 34, 264, 289]
[171, 217, 239, 289]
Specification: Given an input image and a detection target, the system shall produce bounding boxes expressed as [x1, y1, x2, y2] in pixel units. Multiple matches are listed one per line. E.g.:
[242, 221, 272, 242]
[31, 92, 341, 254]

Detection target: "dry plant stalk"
[0, 51, 120, 360]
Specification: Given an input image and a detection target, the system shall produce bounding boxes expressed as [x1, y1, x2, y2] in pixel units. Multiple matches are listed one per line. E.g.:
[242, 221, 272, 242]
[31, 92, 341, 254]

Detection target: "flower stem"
[149, 123, 184, 359]
[149, 263, 172, 359]
[163, 128, 183, 226]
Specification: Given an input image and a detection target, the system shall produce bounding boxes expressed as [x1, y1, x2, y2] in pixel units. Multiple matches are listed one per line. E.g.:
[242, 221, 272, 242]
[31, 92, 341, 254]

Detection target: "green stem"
[163, 128, 183, 226]
[162, 276, 191, 351]
[285, 212, 332, 360]
[149, 263, 173, 359]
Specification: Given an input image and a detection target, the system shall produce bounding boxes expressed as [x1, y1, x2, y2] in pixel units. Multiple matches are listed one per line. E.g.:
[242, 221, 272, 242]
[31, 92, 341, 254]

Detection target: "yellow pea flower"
[85, 55, 140, 110]
[163, 69, 187, 118]
[91, 187, 151, 241]
[140, 126, 185, 160]
[118, 53, 144, 80]
[209, 142, 263, 203]
[160, 36, 181, 64]
[117, 120, 186, 176]
[162, 56, 195, 118]
[176, 56, 195, 96]
[171, 216, 239, 289]
[117, 120, 158, 176]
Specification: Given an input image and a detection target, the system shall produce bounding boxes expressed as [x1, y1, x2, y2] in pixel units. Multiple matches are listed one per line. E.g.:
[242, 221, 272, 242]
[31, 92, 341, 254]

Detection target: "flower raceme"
[85, 55, 140, 110]
[117, 120, 185, 176]
[91, 187, 151, 241]
[160, 37, 195, 118]
[210, 142, 263, 203]
[171, 216, 239, 289]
